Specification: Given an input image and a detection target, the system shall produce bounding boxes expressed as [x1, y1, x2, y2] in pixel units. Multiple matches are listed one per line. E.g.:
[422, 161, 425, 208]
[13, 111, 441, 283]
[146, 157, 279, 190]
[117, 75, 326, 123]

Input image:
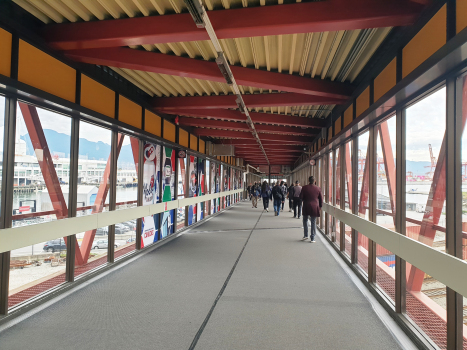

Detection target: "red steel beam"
[178, 117, 316, 136]
[345, 142, 352, 211]
[44, 0, 422, 50]
[170, 108, 326, 128]
[66, 47, 352, 99]
[154, 94, 344, 110]
[378, 121, 396, 225]
[194, 129, 312, 143]
[19, 103, 83, 265]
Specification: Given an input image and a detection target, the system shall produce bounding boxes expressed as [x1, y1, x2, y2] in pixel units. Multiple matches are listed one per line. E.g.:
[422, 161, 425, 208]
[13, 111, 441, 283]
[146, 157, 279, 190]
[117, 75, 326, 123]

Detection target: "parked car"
[115, 224, 130, 233]
[43, 239, 67, 253]
[115, 227, 128, 235]
[92, 240, 118, 249]
[95, 227, 108, 236]
[126, 237, 136, 244]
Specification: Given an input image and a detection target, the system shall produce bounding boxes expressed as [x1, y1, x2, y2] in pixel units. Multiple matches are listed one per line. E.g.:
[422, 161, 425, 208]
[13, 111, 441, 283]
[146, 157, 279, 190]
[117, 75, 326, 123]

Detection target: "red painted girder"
[233, 143, 305, 150]
[178, 117, 316, 136]
[155, 94, 344, 110]
[345, 142, 352, 211]
[19, 103, 83, 265]
[168, 108, 326, 128]
[236, 149, 303, 153]
[194, 128, 312, 143]
[358, 138, 371, 216]
[378, 122, 396, 225]
[79, 134, 125, 265]
[44, 0, 422, 50]
[66, 47, 352, 99]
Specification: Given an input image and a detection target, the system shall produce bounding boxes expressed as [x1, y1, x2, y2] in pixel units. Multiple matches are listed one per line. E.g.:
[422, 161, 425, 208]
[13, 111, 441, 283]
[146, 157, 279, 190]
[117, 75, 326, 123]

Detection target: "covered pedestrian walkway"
[0, 201, 409, 350]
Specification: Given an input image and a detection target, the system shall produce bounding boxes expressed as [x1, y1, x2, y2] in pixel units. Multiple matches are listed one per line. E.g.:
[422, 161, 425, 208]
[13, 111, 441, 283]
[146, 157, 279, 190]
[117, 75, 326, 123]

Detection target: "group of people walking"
[247, 176, 322, 243]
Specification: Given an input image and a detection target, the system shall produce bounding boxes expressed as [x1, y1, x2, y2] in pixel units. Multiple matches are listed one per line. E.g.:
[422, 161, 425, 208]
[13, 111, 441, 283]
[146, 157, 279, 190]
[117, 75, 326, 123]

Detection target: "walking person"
[261, 181, 271, 212]
[287, 182, 295, 212]
[280, 181, 287, 211]
[247, 183, 252, 200]
[299, 176, 323, 242]
[250, 182, 258, 208]
[272, 182, 285, 216]
[292, 181, 303, 219]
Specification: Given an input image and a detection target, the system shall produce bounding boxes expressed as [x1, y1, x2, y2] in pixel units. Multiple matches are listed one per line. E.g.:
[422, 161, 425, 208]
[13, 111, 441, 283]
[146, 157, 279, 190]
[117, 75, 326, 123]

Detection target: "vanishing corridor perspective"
[0, 0, 467, 349]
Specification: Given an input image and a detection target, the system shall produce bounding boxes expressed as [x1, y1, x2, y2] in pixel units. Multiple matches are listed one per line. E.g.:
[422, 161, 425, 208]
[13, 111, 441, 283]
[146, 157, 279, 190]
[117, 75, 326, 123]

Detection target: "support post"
[136, 139, 144, 250]
[0, 96, 17, 314]
[340, 144, 345, 252]
[446, 76, 463, 349]
[107, 130, 118, 263]
[368, 125, 377, 284]
[351, 136, 358, 264]
[332, 149, 336, 242]
[395, 108, 406, 313]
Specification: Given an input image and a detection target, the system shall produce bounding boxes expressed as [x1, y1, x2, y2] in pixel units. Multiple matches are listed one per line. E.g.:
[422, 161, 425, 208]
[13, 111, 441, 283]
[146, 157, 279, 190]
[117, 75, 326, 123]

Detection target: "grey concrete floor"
[0, 201, 403, 350]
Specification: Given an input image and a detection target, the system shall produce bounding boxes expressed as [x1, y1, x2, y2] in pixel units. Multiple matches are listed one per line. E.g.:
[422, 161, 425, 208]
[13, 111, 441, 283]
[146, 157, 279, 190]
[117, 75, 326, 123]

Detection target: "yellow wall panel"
[119, 96, 142, 129]
[190, 134, 198, 151]
[145, 110, 161, 137]
[0, 28, 12, 77]
[18, 40, 75, 102]
[179, 128, 189, 148]
[334, 117, 341, 135]
[163, 120, 176, 143]
[458, 0, 467, 33]
[199, 139, 205, 154]
[356, 87, 370, 117]
[403, 5, 446, 78]
[374, 58, 397, 102]
[81, 75, 114, 118]
[343, 105, 353, 128]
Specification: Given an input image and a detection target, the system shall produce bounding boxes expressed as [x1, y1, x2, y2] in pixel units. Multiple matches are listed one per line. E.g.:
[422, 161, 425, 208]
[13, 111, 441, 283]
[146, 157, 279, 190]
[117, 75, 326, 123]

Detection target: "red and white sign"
[309, 159, 316, 166]
[19, 206, 30, 212]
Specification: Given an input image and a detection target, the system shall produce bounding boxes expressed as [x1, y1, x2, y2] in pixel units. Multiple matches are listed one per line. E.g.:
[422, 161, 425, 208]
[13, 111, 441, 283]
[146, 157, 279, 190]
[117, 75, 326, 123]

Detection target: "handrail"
[0, 189, 244, 254]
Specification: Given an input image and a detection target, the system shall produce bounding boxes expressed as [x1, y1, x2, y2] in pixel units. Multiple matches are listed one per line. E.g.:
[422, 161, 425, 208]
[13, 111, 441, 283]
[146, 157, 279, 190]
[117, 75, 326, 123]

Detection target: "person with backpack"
[287, 183, 295, 212]
[272, 182, 285, 216]
[280, 181, 287, 211]
[261, 181, 271, 212]
[251, 182, 260, 208]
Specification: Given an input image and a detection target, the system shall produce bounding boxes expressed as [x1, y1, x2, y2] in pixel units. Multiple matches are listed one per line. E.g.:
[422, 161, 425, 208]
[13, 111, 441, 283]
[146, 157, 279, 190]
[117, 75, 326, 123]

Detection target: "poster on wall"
[197, 158, 205, 222]
[188, 155, 198, 225]
[161, 147, 175, 238]
[211, 162, 216, 214]
[224, 167, 230, 207]
[141, 142, 160, 247]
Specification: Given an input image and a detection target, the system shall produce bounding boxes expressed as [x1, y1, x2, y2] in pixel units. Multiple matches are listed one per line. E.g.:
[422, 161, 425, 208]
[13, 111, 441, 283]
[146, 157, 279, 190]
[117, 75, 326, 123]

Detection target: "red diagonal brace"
[345, 142, 352, 210]
[378, 121, 396, 225]
[79, 135, 124, 264]
[359, 138, 371, 216]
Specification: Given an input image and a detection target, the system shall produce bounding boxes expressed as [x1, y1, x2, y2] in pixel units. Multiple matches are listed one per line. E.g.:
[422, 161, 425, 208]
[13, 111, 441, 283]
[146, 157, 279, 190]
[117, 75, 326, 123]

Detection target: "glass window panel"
[13, 103, 71, 227]
[375, 116, 396, 230]
[0, 95, 5, 218]
[376, 244, 395, 305]
[76, 121, 111, 217]
[405, 87, 446, 249]
[357, 131, 370, 274]
[115, 219, 137, 259]
[116, 133, 138, 210]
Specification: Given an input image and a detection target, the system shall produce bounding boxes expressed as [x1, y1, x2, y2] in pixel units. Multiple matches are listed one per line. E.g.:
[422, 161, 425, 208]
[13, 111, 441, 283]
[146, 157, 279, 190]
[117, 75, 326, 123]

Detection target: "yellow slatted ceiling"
[14, 0, 392, 119]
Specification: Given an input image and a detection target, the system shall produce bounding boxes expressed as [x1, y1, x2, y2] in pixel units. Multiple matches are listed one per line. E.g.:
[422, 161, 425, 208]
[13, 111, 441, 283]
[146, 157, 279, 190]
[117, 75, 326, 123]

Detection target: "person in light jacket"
[299, 176, 323, 243]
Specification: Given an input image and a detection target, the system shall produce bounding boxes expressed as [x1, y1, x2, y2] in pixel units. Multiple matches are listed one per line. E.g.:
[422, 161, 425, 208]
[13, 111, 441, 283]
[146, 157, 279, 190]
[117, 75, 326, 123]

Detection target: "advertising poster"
[224, 167, 230, 207]
[141, 142, 160, 248]
[188, 155, 198, 225]
[161, 147, 175, 238]
[197, 158, 205, 222]
[211, 162, 216, 213]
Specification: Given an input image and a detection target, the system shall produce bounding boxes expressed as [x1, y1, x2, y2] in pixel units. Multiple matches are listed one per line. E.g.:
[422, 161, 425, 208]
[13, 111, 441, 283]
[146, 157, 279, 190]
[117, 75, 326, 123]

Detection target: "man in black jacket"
[271, 182, 285, 216]
[287, 183, 295, 212]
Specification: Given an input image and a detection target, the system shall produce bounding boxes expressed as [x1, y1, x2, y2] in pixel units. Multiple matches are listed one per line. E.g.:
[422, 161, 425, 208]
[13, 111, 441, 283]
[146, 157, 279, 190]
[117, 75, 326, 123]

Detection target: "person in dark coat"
[299, 176, 323, 242]
[261, 181, 271, 212]
[271, 182, 285, 216]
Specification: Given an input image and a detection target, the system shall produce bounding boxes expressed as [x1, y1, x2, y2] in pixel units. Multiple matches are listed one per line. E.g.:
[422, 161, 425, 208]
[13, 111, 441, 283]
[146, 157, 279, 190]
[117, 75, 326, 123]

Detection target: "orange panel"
[199, 139, 205, 154]
[190, 134, 198, 151]
[179, 128, 189, 148]
[374, 58, 397, 102]
[343, 105, 353, 127]
[163, 120, 176, 143]
[458, 0, 467, 33]
[334, 117, 341, 135]
[356, 87, 370, 117]
[119, 96, 142, 129]
[81, 75, 115, 118]
[145, 110, 161, 136]
[18, 40, 75, 102]
[403, 5, 446, 78]
[0, 28, 12, 77]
